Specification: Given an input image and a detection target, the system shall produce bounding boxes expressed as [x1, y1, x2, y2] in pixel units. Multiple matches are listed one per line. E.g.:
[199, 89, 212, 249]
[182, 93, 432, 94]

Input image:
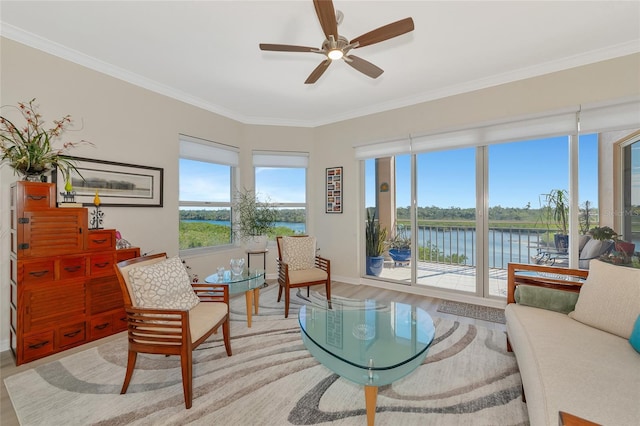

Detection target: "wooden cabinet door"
[23, 280, 86, 333]
[17, 209, 88, 257]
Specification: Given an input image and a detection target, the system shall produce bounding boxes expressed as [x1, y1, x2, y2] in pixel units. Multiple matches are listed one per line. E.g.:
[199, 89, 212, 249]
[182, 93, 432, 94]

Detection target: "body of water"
[182, 220, 306, 233]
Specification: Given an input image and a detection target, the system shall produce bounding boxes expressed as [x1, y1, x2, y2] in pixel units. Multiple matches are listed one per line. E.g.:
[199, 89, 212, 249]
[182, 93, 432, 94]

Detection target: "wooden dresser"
[9, 181, 140, 365]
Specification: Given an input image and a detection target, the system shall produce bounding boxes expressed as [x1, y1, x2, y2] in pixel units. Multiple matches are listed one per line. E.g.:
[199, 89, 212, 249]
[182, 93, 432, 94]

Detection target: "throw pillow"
[128, 256, 200, 310]
[282, 236, 316, 271]
[630, 315, 640, 353]
[578, 239, 612, 269]
[514, 285, 579, 314]
[569, 259, 640, 339]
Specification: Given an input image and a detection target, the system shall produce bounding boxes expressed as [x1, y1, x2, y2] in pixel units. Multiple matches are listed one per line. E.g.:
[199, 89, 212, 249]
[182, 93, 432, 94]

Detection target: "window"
[253, 151, 308, 237]
[179, 136, 238, 252]
[621, 137, 640, 248]
[357, 98, 640, 300]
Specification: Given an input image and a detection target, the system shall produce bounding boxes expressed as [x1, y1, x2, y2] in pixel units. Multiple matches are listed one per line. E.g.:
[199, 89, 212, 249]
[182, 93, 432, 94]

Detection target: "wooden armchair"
[276, 235, 331, 318]
[114, 253, 231, 409]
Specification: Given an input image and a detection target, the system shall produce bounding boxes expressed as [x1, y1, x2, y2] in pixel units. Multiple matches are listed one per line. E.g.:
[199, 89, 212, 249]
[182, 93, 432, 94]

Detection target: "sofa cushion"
[630, 315, 640, 353]
[282, 236, 316, 271]
[569, 259, 640, 339]
[515, 284, 579, 314]
[128, 256, 200, 310]
[506, 304, 640, 426]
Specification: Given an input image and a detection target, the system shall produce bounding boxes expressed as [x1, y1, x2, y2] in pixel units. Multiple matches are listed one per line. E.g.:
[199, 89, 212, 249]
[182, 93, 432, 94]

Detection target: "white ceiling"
[1, 1, 639, 127]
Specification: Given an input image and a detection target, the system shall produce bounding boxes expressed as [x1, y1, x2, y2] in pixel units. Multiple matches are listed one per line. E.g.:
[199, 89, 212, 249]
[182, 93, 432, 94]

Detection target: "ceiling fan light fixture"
[327, 49, 343, 60]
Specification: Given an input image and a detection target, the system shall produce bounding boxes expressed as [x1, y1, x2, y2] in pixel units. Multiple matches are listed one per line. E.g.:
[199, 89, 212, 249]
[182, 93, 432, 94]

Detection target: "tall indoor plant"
[0, 98, 90, 181]
[232, 189, 278, 250]
[540, 189, 569, 253]
[365, 209, 387, 276]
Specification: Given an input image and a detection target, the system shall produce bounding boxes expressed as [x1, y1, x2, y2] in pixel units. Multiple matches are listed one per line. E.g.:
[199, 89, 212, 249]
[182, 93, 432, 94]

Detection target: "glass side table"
[205, 268, 265, 327]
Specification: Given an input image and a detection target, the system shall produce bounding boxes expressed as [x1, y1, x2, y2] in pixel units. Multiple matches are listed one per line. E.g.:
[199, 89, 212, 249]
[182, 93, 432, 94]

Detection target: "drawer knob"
[64, 330, 82, 338]
[64, 265, 81, 272]
[95, 323, 110, 330]
[92, 238, 108, 244]
[94, 262, 110, 268]
[29, 270, 49, 277]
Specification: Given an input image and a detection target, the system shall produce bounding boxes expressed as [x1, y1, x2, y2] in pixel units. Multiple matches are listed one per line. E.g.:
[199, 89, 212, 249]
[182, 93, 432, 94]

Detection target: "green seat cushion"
[514, 285, 579, 314]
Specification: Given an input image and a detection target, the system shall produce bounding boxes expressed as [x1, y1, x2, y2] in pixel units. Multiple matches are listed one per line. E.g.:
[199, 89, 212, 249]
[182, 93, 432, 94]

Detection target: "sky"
[366, 134, 600, 209]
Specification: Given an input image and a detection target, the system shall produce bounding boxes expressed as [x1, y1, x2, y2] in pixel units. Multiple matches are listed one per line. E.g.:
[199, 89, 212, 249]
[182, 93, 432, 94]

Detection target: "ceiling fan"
[259, 0, 414, 84]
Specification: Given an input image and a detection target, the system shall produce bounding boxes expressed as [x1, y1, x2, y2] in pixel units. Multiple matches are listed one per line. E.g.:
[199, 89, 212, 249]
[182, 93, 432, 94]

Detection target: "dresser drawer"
[90, 313, 115, 340]
[113, 309, 128, 332]
[23, 330, 55, 362]
[57, 322, 86, 348]
[87, 230, 115, 250]
[17, 182, 56, 210]
[22, 260, 55, 284]
[59, 256, 86, 280]
[89, 254, 115, 277]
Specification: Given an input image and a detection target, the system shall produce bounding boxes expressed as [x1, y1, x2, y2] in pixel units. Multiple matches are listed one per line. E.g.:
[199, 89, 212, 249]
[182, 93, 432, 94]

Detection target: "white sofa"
[505, 260, 640, 426]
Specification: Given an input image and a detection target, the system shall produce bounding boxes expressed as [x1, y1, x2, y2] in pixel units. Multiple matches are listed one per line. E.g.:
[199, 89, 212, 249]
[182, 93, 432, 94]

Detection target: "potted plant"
[589, 226, 618, 241]
[232, 189, 278, 250]
[540, 189, 569, 253]
[0, 98, 90, 181]
[365, 209, 387, 276]
[388, 223, 411, 264]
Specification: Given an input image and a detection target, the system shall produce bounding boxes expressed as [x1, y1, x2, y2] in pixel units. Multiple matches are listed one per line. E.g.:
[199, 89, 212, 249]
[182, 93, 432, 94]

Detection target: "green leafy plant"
[365, 209, 387, 257]
[388, 223, 411, 250]
[232, 189, 278, 240]
[589, 226, 618, 241]
[540, 189, 569, 235]
[0, 98, 91, 180]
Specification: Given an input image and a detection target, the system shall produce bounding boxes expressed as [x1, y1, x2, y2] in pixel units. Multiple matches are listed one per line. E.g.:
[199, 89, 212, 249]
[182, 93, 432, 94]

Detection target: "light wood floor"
[0, 281, 505, 425]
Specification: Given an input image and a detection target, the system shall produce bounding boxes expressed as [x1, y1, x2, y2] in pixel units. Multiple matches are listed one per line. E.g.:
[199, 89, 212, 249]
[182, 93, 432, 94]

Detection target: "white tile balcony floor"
[378, 260, 509, 297]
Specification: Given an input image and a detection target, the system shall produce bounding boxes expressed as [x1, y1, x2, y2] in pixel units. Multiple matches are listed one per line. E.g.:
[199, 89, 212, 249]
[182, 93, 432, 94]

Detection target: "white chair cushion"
[128, 256, 200, 310]
[569, 259, 640, 339]
[282, 236, 316, 271]
[578, 239, 612, 269]
[189, 302, 228, 342]
[288, 267, 328, 285]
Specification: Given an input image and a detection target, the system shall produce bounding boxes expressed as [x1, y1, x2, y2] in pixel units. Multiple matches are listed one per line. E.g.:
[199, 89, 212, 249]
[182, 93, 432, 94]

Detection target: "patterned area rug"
[437, 300, 506, 324]
[5, 286, 527, 425]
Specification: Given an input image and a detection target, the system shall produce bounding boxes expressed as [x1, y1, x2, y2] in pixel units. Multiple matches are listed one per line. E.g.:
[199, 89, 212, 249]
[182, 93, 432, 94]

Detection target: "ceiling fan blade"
[344, 55, 384, 79]
[259, 44, 317, 52]
[351, 17, 414, 48]
[305, 59, 332, 84]
[313, 0, 339, 41]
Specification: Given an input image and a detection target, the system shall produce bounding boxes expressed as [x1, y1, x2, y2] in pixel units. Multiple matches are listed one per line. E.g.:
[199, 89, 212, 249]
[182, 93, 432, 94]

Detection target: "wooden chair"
[114, 253, 232, 409]
[276, 236, 331, 318]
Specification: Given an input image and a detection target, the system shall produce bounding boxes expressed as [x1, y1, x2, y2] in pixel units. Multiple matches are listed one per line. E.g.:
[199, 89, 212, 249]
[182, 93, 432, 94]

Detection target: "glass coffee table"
[204, 268, 265, 327]
[298, 299, 435, 426]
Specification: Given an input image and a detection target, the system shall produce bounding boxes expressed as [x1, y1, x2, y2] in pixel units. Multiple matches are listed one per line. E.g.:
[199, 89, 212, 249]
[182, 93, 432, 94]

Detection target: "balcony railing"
[415, 225, 549, 269]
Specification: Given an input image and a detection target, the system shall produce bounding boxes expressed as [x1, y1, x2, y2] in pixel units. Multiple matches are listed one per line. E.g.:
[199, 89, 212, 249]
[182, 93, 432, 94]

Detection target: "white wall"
[1, 36, 639, 350]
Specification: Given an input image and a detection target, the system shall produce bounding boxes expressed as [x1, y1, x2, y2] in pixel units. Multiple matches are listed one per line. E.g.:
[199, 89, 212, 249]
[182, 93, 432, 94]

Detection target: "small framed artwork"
[53, 156, 164, 207]
[326, 166, 342, 214]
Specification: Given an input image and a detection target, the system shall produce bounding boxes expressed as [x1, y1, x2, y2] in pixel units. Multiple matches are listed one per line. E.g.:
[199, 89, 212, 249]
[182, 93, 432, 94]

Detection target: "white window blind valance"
[252, 151, 309, 168]
[353, 97, 640, 157]
[179, 135, 239, 166]
[354, 137, 412, 160]
[411, 109, 578, 153]
[579, 98, 640, 133]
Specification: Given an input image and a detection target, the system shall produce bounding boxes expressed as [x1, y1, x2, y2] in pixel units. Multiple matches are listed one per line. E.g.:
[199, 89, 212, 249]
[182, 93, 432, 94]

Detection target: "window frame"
[179, 135, 239, 255]
[252, 151, 309, 238]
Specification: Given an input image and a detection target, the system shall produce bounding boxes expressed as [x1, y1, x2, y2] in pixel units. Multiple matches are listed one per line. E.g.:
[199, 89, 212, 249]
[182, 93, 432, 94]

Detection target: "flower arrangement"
[0, 98, 90, 180]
